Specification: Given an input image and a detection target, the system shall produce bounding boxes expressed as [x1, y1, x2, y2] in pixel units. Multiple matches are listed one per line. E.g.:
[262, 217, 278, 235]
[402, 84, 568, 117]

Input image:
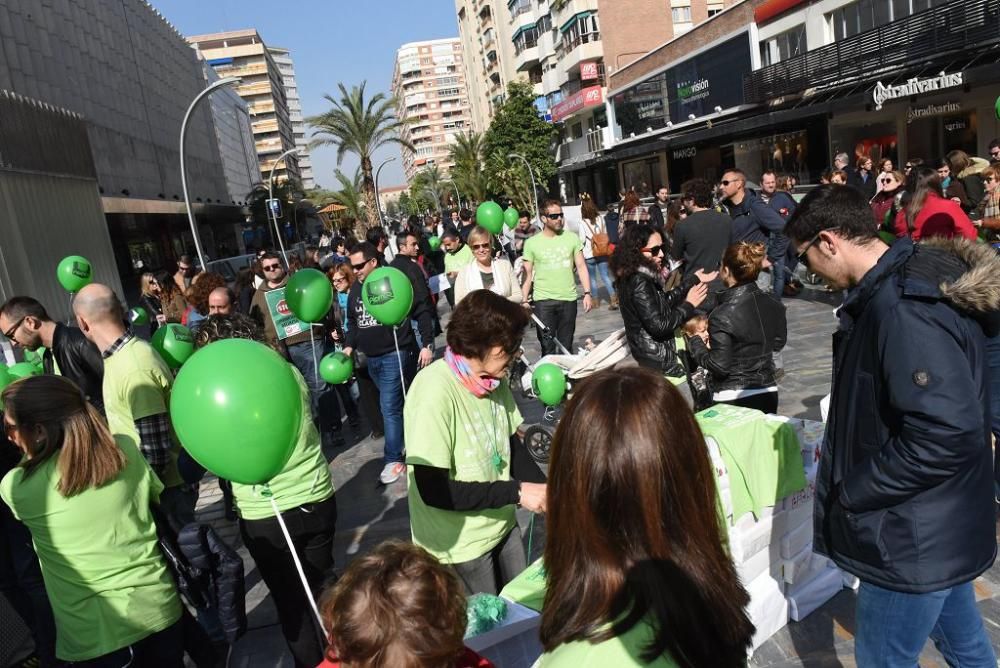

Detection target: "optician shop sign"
[872, 71, 964, 110]
[551, 85, 603, 123]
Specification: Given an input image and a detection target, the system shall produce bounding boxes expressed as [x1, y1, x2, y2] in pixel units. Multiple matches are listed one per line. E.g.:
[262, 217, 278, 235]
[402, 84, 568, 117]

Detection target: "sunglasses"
[332, 276, 348, 283]
[991, 151, 1000, 157]
[261, 264, 282, 272]
[642, 244, 666, 256]
[3, 317, 26, 340]
[720, 180, 741, 186]
[471, 243, 491, 250]
[544, 213, 564, 220]
[796, 229, 832, 268]
[881, 178, 892, 185]
[351, 259, 372, 271]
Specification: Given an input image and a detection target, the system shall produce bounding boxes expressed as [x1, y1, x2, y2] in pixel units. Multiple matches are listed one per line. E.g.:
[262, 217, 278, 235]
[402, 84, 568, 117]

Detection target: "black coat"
[688, 282, 786, 393]
[177, 523, 247, 644]
[815, 237, 999, 593]
[618, 267, 697, 378]
[848, 169, 877, 201]
[45, 323, 104, 413]
[390, 254, 436, 349]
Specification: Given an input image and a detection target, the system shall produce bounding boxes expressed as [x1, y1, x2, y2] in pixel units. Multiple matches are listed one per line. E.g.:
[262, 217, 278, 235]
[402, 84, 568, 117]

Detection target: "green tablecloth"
[696, 404, 807, 523]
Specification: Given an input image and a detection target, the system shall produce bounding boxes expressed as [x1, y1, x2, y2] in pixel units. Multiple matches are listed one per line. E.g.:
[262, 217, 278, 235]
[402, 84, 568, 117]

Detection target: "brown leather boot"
[609, 294, 619, 311]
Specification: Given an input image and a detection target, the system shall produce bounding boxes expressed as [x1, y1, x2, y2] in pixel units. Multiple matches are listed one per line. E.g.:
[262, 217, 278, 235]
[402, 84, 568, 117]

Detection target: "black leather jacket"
[619, 267, 697, 378]
[45, 323, 105, 412]
[688, 282, 786, 393]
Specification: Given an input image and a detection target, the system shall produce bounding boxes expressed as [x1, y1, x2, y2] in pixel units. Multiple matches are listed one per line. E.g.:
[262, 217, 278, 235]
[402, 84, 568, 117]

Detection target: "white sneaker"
[379, 462, 405, 485]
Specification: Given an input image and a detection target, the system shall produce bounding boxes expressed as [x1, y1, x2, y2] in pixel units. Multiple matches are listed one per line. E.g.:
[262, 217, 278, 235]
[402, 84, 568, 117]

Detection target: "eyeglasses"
[332, 276, 348, 284]
[3, 317, 26, 340]
[471, 243, 491, 251]
[642, 245, 666, 256]
[351, 259, 372, 271]
[720, 180, 741, 186]
[544, 212, 564, 220]
[796, 229, 832, 268]
[262, 264, 282, 272]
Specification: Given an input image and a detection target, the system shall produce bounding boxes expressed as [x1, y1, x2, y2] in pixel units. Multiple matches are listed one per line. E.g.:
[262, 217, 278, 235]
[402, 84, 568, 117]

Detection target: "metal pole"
[269, 147, 299, 265]
[452, 181, 462, 211]
[374, 156, 396, 230]
[509, 153, 540, 224]
[181, 76, 240, 270]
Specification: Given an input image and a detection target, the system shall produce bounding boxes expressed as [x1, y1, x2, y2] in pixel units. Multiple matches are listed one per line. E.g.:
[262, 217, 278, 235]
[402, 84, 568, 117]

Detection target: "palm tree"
[412, 165, 451, 215]
[449, 132, 489, 204]
[307, 82, 412, 229]
[331, 168, 366, 222]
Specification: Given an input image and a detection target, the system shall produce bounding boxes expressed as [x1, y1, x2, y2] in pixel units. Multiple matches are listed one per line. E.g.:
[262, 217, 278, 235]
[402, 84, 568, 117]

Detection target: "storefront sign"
[637, 100, 664, 120]
[906, 101, 961, 124]
[580, 61, 599, 80]
[551, 85, 603, 122]
[872, 72, 964, 110]
[677, 78, 711, 105]
[673, 146, 697, 159]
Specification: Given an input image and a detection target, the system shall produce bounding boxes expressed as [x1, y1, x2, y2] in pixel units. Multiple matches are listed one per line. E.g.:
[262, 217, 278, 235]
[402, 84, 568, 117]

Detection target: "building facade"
[188, 29, 301, 186]
[0, 0, 257, 285]
[392, 38, 475, 181]
[269, 46, 317, 189]
[454, 0, 523, 133]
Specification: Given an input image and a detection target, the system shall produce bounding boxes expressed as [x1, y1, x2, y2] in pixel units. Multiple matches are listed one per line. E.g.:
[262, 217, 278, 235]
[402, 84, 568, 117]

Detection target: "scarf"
[459, 258, 511, 296]
[445, 347, 500, 398]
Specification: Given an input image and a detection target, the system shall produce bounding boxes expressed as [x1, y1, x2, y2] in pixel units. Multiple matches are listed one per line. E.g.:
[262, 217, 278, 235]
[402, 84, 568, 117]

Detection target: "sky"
[162, 0, 459, 190]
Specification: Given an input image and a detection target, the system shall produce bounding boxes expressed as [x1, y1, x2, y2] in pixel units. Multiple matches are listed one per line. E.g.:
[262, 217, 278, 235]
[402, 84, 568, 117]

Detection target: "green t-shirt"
[0, 437, 182, 661]
[102, 337, 183, 488]
[232, 369, 335, 520]
[523, 232, 583, 302]
[404, 359, 523, 563]
[539, 618, 679, 667]
[444, 244, 474, 274]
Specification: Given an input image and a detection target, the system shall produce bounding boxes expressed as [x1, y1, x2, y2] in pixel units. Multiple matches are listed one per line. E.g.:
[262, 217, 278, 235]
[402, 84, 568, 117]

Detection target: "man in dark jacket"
[759, 170, 797, 298]
[720, 169, 786, 293]
[0, 297, 104, 412]
[390, 230, 436, 368]
[647, 185, 671, 230]
[786, 185, 998, 666]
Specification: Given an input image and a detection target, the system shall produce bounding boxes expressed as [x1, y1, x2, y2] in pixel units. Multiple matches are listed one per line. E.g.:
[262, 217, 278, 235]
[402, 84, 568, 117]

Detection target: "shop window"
[760, 24, 807, 66]
[830, 121, 898, 172]
[622, 157, 661, 198]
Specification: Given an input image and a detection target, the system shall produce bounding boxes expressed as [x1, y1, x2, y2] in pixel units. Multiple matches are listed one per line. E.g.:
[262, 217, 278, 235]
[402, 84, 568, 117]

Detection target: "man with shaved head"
[74, 284, 196, 530]
[207, 287, 235, 316]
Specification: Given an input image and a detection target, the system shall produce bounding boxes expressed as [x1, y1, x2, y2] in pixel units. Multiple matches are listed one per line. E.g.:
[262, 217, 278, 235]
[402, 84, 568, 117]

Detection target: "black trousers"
[240, 494, 337, 668]
[67, 620, 183, 667]
[318, 382, 360, 433]
[533, 299, 578, 356]
[719, 391, 779, 414]
[354, 365, 384, 434]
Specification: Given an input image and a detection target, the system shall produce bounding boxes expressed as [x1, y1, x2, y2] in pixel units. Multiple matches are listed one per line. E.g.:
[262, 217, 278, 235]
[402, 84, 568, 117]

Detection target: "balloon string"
[67, 292, 74, 326]
[392, 327, 407, 400]
[268, 496, 325, 633]
[310, 326, 319, 385]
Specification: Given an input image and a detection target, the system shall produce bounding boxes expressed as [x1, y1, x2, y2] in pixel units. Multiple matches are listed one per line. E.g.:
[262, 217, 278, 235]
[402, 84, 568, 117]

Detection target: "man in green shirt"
[73, 283, 195, 531]
[521, 199, 593, 354]
[441, 228, 474, 308]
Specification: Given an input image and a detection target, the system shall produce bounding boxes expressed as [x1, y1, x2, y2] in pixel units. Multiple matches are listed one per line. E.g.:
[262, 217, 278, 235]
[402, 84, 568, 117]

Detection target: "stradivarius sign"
[872, 72, 964, 110]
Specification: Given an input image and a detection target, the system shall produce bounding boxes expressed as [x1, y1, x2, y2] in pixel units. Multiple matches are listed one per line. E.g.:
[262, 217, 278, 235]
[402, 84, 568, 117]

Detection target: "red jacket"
[894, 192, 977, 241]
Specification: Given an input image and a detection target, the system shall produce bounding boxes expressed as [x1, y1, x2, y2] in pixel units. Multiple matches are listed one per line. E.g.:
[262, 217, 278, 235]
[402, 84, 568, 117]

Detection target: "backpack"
[584, 217, 611, 258]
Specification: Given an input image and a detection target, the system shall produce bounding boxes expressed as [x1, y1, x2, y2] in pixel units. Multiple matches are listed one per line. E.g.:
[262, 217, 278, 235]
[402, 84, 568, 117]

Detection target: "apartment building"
[188, 29, 301, 185]
[391, 38, 474, 181]
[454, 0, 523, 132]
[269, 46, 317, 189]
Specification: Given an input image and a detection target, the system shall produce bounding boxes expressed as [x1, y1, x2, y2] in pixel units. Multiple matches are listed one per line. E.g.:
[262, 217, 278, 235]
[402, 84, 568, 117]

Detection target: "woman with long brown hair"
[153, 269, 188, 324]
[539, 368, 754, 667]
[578, 194, 617, 310]
[0, 375, 182, 666]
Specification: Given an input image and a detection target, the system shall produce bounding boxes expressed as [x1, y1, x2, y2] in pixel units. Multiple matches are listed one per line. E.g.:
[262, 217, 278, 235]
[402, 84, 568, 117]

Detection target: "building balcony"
[533, 81, 546, 97]
[743, 0, 999, 103]
[555, 126, 610, 164]
[510, 0, 534, 20]
[560, 34, 601, 74]
[515, 39, 540, 71]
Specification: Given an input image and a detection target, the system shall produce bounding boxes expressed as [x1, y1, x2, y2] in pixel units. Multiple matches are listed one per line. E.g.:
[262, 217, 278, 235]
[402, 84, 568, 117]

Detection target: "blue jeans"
[855, 580, 997, 667]
[287, 338, 326, 428]
[585, 257, 615, 300]
[771, 257, 787, 298]
[367, 347, 416, 464]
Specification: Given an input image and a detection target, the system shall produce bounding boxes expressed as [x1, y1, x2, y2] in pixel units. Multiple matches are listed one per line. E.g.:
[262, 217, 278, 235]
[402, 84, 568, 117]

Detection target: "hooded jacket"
[958, 156, 991, 207]
[618, 266, 697, 378]
[814, 237, 999, 593]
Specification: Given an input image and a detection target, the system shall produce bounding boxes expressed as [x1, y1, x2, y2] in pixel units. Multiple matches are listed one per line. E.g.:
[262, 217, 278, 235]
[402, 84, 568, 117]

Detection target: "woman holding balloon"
[454, 226, 522, 305]
[188, 314, 336, 668]
[404, 290, 547, 595]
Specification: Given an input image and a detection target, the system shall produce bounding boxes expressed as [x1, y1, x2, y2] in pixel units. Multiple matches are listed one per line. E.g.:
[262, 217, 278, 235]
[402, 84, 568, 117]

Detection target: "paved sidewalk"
[205, 288, 1000, 667]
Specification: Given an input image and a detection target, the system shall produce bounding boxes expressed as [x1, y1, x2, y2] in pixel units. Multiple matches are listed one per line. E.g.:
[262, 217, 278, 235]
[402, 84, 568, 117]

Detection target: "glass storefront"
[621, 156, 665, 197]
[830, 119, 898, 170]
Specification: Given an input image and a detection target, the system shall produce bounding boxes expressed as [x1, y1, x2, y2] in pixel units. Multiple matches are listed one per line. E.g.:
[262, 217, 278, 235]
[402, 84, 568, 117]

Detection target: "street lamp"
[180, 76, 240, 270]
[269, 147, 299, 264]
[508, 153, 540, 224]
[374, 156, 396, 229]
[452, 181, 462, 211]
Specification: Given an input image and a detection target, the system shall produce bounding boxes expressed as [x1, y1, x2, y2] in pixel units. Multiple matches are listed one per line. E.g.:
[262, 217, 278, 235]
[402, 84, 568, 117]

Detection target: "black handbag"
[150, 504, 207, 610]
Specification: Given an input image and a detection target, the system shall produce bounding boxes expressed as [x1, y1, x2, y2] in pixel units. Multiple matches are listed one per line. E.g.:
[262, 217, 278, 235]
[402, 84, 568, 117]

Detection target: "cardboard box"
[737, 539, 783, 584]
[746, 571, 788, 650]
[780, 520, 813, 560]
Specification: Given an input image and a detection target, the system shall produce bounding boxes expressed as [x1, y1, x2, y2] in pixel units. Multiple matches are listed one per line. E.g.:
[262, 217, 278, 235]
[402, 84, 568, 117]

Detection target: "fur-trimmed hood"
[919, 237, 1000, 315]
[958, 156, 991, 180]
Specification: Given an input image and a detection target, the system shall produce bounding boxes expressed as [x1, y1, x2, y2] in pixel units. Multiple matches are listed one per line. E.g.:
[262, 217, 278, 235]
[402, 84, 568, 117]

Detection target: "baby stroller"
[511, 315, 630, 463]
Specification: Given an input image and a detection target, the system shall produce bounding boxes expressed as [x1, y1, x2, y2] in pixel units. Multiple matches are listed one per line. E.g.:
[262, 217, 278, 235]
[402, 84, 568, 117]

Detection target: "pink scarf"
[445, 347, 500, 398]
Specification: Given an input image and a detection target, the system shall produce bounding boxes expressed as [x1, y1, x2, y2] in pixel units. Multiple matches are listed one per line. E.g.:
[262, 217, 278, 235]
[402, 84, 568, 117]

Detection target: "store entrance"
[906, 110, 978, 162]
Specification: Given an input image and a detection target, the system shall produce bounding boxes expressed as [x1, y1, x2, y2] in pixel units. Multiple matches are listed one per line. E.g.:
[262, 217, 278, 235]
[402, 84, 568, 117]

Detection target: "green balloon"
[170, 339, 302, 485]
[503, 207, 520, 229]
[319, 352, 354, 384]
[361, 267, 414, 327]
[285, 268, 333, 323]
[476, 201, 504, 235]
[151, 324, 195, 369]
[129, 307, 149, 326]
[995, 95, 1000, 120]
[0, 366, 12, 392]
[428, 236, 442, 251]
[56, 255, 93, 293]
[532, 363, 567, 406]
[8, 362, 41, 380]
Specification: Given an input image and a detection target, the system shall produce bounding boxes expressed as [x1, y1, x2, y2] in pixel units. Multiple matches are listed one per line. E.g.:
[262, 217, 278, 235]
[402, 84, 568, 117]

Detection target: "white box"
[737, 539, 783, 584]
[781, 545, 835, 585]
[780, 520, 813, 560]
[774, 498, 812, 538]
[730, 513, 775, 563]
[787, 566, 844, 622]
[746, 571, 788, 650]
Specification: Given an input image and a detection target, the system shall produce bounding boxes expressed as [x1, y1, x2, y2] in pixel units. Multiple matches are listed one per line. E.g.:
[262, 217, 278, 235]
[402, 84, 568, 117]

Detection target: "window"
[707, 6, 722, 17]
[562, 12, 600, 51]
[514, 26, 539, 53]
[759, 24, 807, 66]
[671, 6, 691, 22]
[537, 14, 552, 33]
[827, 0, 939, 41]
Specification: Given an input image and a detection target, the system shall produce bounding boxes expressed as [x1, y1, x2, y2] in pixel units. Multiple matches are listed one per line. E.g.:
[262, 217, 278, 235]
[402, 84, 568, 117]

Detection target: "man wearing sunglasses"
[521, 199, 593, 355]
[720, 169, 786, 293]
[390, 230, 437, 369]
[786, 185, 999, 667]
[989, 138, 1000, 165]
[343, 241, 419, 485]
[0, 296, 105, 413]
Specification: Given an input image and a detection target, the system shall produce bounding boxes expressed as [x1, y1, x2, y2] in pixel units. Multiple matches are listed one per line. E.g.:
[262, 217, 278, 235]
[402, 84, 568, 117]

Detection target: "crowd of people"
[1, 138, 999, 668]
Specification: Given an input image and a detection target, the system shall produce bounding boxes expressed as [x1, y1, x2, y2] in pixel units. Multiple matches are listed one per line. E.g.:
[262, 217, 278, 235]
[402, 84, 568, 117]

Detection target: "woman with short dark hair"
[404, 290, 546, 595]
[539, 367, 754, 667]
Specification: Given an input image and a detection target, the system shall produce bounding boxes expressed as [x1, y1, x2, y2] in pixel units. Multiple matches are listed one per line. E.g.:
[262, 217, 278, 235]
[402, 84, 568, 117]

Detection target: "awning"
[511, 24, 535, 41]
[318, 202, 346, 214]
[559, 11, 592, 34]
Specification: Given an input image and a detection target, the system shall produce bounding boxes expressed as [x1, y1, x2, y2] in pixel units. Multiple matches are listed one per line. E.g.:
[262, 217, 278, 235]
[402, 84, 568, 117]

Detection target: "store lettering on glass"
[871, 72, 964, 110]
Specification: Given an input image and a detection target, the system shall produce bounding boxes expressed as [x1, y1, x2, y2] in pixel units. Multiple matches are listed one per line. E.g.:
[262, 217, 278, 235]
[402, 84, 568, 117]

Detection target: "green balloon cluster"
[361, 267, 414, 327]
[532, 363, 567, 406]
[170, 339, 302, 485]
[476, 201, 504, 235]
[428, 236, 442, 251]
[129, 307, 149, 326]
[320, 352, 353, 384]
[57, 255, 93, 293]
[503, 207, 520, 229]
[8, 362, 41, 380]
[285, 268, 333, 323]
[151, 324, 195, 369]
